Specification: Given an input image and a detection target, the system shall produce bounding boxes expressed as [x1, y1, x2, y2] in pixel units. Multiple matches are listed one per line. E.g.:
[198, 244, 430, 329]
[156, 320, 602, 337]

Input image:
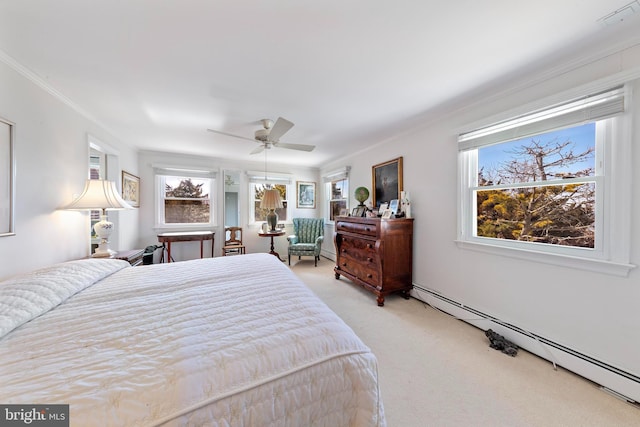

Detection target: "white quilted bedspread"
[0, 254, 386, 427]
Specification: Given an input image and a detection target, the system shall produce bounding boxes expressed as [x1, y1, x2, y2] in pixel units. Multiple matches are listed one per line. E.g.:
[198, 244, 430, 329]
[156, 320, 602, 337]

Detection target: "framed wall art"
[372, 156, 403, 208]
[296, 181, 316, 209]
[122, 170, 140, 208]
[0, 117, 15, 237]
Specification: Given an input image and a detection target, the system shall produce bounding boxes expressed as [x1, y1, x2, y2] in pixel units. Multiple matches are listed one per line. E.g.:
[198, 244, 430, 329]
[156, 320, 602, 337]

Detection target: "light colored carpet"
[289, 257, 639, 427]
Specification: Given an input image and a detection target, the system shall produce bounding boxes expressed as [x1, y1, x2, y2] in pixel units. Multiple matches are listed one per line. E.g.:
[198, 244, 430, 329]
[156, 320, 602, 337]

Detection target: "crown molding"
[0, 49, 121, 141]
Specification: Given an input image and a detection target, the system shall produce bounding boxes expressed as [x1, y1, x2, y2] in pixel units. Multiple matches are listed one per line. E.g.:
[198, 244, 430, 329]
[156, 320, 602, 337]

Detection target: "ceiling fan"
[207, 117, 315, 154]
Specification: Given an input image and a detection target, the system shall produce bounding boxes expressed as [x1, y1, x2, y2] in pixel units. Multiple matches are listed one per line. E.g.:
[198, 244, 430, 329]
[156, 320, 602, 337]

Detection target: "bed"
[0, 253, 386, 426]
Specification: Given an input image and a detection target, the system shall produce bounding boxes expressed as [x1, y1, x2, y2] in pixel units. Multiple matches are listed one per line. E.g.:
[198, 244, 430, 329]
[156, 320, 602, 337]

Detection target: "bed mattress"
[0, 253, 385, 426]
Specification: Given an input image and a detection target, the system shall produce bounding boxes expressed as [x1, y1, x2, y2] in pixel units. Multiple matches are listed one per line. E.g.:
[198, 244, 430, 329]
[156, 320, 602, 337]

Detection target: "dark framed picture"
[122, 170, 140, 208]
[372, 157, 403, 208]
[0, 116, 15, 237]
[296, 181, 316, 208]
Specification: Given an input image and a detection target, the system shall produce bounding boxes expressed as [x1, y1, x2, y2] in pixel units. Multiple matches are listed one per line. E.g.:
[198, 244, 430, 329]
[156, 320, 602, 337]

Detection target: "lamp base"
[92, 249, 115, 258]
[92, 215, 115, 258]
[92, 240, 116, 258]
[266, 209, 279, 232]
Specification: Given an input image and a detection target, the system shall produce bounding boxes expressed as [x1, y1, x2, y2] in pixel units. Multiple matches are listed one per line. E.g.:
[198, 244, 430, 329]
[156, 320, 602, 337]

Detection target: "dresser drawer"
[339, 236, 377, 261]
[336, 220, 377, 237]
[337, 256, 380, 286]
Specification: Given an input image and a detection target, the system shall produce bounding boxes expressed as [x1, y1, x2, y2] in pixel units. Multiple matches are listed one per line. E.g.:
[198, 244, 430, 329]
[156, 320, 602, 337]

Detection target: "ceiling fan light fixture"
[208, 116, 314, 154]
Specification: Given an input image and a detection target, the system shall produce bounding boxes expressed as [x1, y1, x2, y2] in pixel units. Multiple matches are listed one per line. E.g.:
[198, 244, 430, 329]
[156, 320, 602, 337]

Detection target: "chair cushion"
[290, 243, 317, 252]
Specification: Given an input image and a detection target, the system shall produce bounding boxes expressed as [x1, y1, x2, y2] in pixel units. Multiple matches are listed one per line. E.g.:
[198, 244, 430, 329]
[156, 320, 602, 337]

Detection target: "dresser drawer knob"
[367, 257, 373, 262]
[342, 262, 347, 267]
[367, 244, 372, 248]
[367, 274, 373, 278]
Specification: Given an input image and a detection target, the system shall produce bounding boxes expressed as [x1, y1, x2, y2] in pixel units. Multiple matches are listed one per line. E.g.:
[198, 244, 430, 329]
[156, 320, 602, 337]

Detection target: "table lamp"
[63, 179, 133, 257]
[260, 188, 283, 232]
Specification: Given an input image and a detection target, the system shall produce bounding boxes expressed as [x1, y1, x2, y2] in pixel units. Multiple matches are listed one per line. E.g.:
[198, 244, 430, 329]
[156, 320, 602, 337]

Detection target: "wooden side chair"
[222, 226, 246, 256]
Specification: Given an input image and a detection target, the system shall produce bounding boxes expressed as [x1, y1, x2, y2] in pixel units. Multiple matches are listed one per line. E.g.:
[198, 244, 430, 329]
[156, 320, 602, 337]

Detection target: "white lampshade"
[260, 188, 283, 209]
[63, 179, 133, 257]
[64, 179, 133, 212]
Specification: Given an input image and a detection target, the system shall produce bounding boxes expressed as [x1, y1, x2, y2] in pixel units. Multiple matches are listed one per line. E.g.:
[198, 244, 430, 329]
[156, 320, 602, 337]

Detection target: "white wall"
[320, 27, 640, 400]
[0, 59, 139, 279]
[137, 150, 320, 261]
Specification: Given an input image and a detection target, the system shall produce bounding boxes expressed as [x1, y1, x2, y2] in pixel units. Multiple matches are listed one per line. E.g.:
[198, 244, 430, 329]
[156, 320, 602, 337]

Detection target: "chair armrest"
[315, 235, 324, 245]
[287, 235, 299, 244]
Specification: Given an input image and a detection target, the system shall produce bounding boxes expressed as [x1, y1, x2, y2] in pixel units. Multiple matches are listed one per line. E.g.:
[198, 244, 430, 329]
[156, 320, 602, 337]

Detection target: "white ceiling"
[1, 1, 638, 167]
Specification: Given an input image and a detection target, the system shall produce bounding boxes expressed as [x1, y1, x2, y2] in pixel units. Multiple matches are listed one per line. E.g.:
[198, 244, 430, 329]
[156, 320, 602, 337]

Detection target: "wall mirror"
[0, 117, 15, 237]
[224, 170, 241, 227]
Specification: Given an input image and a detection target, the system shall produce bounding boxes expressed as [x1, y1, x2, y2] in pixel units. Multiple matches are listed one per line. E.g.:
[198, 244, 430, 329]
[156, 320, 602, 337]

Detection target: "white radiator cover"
[411, 285, 639, 404]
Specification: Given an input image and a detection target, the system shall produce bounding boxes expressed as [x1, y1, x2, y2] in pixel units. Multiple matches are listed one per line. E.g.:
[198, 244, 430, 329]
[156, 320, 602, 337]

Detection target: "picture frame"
[372, 157, 403, 208]
[381, 209, 393, 219]
[352, 206, 367, 217]
[388, 199, 399, 215]
[121, 170, 140, 208]
[296, 181, 316, 209]
[0, 117, 15, 237]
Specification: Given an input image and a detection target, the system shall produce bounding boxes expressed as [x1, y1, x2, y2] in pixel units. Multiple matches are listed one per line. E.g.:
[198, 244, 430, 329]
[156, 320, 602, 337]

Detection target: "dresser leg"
[335, 272, 341, 279]
[377, 296, 385, 307]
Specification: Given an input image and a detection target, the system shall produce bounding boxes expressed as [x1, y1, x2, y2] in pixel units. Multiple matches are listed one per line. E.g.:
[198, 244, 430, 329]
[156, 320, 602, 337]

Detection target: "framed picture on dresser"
[372, 157, 403, 208]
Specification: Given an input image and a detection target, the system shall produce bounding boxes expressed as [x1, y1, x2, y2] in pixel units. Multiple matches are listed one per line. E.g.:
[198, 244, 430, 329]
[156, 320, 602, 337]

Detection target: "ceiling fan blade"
[250, 145, 265, 155]
[207, 128, 255, 143]
[267, 117, 294, 142]
[273, 142, 315, 152]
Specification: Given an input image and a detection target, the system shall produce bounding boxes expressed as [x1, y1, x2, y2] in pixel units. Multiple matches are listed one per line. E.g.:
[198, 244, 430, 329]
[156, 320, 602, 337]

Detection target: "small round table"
[258, 230, 286, 261]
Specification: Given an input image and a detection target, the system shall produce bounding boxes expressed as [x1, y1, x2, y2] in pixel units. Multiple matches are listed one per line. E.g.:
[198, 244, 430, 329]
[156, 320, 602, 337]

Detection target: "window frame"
[322, 167, 350, 224]
[249, 182, 289, 225]
[327, 177, 349, 223]
[247, 170, 292, 226]
[154, 170, 216, 230]
[456, 84, 634, 277]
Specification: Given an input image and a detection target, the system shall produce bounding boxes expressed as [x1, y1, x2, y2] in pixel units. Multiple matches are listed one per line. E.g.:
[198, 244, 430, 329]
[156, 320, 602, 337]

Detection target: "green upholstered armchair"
[287, 218, 324, 266]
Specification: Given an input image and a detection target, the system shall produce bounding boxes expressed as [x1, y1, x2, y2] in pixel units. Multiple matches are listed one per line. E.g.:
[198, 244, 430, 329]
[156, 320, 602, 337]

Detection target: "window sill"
[455, 240, 635, 277]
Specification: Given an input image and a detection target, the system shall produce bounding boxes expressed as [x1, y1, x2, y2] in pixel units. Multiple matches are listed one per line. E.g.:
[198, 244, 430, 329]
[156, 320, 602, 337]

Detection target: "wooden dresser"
[333, 216, 414, 306]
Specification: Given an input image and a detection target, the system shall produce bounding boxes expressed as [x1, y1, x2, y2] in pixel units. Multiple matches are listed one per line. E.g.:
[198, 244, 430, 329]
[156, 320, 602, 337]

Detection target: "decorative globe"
[355, 187, 370, 206]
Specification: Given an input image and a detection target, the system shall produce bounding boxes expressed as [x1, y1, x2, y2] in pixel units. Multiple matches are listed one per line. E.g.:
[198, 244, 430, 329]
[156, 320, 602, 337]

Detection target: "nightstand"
[113, 249, 145, 266]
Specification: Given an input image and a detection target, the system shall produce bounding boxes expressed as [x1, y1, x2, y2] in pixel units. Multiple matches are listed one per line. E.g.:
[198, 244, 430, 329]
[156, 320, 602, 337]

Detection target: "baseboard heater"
[411, 285, 640, 404]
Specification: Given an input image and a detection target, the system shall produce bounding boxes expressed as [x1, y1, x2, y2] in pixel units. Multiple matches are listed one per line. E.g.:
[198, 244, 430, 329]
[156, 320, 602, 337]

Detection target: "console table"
[157, 231, 215, 263]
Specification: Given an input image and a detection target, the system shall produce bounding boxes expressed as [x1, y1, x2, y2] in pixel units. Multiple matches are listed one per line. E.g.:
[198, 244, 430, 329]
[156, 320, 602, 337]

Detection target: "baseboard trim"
[411, 285, 639, 404]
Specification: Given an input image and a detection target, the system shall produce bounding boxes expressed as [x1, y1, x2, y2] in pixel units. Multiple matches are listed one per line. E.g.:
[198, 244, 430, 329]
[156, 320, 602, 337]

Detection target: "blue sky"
[478, 123, 596, 180]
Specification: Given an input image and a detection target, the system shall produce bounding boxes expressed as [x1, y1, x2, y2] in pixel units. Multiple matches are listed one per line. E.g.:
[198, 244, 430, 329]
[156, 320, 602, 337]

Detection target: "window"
[457, 85, 633, 275]
[247, 170, 292, 225]
[155, 168, 215, 228]
[252, 183, 288, 223]
[475, 123, 597, 248]
[328, 178, 348, 221]
[323, 167, 350, 222]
